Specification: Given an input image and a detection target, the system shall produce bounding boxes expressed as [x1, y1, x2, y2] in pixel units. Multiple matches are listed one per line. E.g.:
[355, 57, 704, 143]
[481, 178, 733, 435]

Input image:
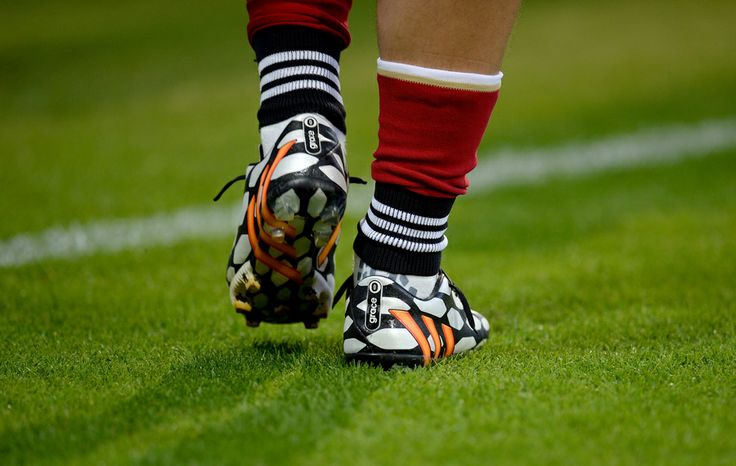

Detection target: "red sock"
[371, 59, 502, 198]
[246, 0, 353, 48]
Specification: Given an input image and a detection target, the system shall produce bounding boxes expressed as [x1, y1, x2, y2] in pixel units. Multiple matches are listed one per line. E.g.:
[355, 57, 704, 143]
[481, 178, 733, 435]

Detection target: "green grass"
[1, 0, 735, 464]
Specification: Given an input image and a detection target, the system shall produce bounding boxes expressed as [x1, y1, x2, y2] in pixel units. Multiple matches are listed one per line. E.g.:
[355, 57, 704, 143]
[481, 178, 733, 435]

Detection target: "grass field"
[2, 0, 736, 464]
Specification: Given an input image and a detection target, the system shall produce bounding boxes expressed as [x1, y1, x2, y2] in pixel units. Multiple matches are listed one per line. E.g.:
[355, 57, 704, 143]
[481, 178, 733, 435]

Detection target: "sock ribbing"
[353, 183, 454, 276]
[252, 26, 346, 133]
[376, 58, 503, 92]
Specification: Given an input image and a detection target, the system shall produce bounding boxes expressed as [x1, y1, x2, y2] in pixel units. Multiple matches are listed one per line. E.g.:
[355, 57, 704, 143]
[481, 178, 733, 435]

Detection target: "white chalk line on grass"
[1, 118, 735, 268]
[468, 118, 736, 192]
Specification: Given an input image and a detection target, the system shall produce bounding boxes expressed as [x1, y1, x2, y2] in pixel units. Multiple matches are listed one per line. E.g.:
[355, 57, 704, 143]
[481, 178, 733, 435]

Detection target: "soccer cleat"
[340, 256, 489, 367]
[217, 113, 352, 327]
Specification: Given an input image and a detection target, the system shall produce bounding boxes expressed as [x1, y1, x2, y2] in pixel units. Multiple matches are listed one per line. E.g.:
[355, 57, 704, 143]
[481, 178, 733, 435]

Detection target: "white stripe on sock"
[259, 80, 344, 105]
[370, 198, 449, 226]
[259, 65, 340, 90]
[377, 58, 502, 92]
[366, 210, 446, 240]
[258, 50, 340, 74]
[359, 220, 448, 253]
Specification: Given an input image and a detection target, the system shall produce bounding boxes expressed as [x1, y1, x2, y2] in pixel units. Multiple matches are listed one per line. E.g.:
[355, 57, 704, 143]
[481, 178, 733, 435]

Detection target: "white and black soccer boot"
[215, 113, 354, 328]
[339, 255, 490, 367]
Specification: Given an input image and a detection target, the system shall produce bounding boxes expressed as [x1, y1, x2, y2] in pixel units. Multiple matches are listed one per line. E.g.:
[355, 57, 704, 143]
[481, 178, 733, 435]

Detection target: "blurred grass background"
[1, 1, 735, 465]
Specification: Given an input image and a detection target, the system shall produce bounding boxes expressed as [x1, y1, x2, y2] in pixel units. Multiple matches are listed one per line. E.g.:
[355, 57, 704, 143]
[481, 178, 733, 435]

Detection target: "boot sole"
[231, 140, 346, 328]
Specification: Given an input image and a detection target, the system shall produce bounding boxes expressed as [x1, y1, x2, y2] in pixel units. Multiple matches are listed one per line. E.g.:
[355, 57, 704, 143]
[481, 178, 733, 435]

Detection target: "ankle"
[353, 183, 454, 276]
[252, 25, 347, 133]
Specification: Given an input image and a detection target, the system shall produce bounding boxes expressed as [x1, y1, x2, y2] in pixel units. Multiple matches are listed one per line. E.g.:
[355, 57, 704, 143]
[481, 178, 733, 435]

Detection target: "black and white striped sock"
[252, 26, 346, 133]
[353, 184, 455, 276]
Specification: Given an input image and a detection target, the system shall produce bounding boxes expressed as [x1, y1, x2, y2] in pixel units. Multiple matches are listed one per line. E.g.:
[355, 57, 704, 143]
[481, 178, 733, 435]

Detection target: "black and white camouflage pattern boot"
[341, 256, 490, 366]
[217, 113, 350, 328]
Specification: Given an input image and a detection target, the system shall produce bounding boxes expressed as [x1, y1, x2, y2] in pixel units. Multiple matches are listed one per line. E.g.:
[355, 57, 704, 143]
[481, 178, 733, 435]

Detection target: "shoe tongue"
[353, 255, 439, 300]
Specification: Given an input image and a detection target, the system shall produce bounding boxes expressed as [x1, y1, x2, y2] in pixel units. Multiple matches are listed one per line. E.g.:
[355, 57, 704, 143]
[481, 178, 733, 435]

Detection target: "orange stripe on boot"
[441, 324, 455, 357]
[259, 228, 298, 258]
[390, 310, 431, 366]
[317, 222, 342, 267]
[246, 196, 302, 284]
[260, 140, 297, 238]
[421, 316, 441, 360]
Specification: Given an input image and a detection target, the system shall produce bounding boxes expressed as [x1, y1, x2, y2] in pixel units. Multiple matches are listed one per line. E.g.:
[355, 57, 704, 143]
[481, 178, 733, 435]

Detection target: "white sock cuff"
[377, 58, 503, 92]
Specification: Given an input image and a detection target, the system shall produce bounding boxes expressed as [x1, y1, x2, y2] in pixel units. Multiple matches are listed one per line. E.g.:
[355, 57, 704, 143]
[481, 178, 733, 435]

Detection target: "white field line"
[1, 118, 735, 268]
[468, 118, 736, 192]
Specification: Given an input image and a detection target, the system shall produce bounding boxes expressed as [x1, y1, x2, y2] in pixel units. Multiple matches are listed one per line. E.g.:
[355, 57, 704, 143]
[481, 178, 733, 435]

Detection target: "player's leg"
[216, 0, 354, 328]
[342, 0, 521, 366]
[376, 0, 517, 75]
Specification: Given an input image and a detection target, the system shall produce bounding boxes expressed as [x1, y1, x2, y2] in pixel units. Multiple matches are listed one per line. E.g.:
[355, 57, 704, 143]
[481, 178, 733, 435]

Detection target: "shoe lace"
[332, 269, 476, 329]
[332, 274, 354, 308]
[212, 174, 246, 201]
